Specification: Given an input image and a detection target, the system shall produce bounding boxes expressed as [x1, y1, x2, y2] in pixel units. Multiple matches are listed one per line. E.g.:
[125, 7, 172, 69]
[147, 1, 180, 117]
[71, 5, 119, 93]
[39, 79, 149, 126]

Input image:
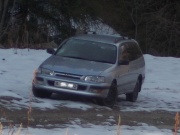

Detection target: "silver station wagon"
[32, 33, 145, 108]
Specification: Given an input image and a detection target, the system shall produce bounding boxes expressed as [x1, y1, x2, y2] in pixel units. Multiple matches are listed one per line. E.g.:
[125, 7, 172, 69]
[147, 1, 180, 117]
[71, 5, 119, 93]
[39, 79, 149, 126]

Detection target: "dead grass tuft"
[65, 128, 69, 135]
[0, 122, 3, 135]
[14, 124, 22, 135]
[116, 115, 121, 135]
[174, 112, 180, 135]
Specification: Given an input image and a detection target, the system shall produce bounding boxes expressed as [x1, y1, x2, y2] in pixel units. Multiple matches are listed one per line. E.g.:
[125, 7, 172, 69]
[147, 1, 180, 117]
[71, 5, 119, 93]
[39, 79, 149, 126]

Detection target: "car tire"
[32, 87, 52, 98]
[126, 79, 140, 102]
[97, 82, 117, 108]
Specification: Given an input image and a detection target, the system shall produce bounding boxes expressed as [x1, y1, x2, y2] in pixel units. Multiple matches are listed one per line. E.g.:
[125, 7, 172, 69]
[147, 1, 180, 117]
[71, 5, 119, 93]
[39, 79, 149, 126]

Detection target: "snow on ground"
[0, 49, 180, 112]
[1, 124, 173, 135]
[0, 49, 180, 135]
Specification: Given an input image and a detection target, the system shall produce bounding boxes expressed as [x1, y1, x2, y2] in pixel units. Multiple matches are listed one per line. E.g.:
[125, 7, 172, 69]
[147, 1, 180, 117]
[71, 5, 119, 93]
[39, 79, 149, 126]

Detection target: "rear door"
[116, 43, 131, 94]
[125, 42, 144, 92]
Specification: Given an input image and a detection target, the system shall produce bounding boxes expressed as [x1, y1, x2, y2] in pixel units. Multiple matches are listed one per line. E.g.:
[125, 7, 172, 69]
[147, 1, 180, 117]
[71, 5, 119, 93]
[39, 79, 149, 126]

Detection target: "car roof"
[72, 33, 132, 45]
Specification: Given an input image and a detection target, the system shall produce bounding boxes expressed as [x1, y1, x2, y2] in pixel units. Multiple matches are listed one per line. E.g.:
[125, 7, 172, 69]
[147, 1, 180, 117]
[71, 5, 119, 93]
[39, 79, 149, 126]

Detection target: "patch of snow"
[1, 124, 174, 135]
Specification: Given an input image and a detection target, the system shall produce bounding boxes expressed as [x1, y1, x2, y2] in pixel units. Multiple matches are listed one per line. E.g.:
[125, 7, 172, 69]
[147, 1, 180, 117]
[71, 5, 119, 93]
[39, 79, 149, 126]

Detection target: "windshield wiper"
[94, 60, 113, 64]
[61, 55, 113, 63]
[62, 55, 87, 60]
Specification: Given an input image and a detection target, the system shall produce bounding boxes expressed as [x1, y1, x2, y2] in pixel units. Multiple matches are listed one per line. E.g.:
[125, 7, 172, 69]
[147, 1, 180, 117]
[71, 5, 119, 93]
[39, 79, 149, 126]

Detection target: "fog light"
[91, 89, 103, 93]
[34, 77, 44, 84]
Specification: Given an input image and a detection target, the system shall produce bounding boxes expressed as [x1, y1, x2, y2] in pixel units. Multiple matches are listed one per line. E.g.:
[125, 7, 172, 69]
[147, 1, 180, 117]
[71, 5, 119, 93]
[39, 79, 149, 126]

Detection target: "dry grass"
[116, 115, 121, 135]
[14, 124, 22, 135]
[65, 128, 69, 135]
[0, 122, 3, 135]
[26, 90, 32, 133]
[174, 112, 180, 135]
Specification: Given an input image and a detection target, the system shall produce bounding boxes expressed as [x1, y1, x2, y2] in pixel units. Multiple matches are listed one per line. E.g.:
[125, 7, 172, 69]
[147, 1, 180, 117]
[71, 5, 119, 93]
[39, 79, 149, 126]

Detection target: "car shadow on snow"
[49, 93, 95, 104]
[46, 93, 130, 109]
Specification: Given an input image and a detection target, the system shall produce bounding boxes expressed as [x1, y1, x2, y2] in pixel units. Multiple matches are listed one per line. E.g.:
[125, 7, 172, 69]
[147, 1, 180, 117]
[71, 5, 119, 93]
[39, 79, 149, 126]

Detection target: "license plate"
[54, 81, 78, 90]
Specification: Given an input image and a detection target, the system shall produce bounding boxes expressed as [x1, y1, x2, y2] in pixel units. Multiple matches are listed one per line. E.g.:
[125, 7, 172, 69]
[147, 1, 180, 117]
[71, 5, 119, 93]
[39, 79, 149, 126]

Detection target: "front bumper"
[32, 74, 110, 98]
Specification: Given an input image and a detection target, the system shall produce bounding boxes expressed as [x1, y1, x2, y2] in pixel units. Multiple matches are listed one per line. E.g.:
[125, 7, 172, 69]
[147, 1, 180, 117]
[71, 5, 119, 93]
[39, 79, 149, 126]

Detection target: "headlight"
[84, 76, 105, 83]
[36, 68, 42, 74]
[37, 68, 54, 76]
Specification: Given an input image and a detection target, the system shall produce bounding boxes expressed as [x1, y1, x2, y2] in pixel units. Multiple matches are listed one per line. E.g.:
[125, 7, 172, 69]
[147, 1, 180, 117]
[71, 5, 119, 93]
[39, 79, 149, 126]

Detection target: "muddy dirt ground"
[0, 99, 176, 132]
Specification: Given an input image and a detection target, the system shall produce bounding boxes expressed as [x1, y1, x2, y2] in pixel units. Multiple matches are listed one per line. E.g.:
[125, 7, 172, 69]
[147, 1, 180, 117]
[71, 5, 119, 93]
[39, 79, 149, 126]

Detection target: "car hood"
[41, 55, 113, 76]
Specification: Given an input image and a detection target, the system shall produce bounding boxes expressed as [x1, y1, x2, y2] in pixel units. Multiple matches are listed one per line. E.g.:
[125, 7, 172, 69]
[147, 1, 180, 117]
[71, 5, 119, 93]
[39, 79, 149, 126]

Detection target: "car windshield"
[55, 39, 117, 64]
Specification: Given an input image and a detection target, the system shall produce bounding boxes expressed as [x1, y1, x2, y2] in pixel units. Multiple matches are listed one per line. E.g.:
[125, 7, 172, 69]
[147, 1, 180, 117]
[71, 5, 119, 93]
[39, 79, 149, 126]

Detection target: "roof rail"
[84, 31, 96, 34]
[113, 35, 132, 43]
[119, 32, 132, 40]
[114, 37, 124, 43]
[122, 36, 130, 40]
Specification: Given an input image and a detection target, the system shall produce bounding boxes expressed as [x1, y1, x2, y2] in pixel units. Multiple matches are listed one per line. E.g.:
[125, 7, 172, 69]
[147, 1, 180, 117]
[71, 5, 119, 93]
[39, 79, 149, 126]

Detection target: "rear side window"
[119, 42, 142, 62]
[127, 42, 142, 61]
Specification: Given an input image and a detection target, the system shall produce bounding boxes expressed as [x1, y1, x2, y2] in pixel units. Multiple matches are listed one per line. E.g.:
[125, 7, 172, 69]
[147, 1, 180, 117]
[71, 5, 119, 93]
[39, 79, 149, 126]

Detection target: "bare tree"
[0, 0, 9, 34]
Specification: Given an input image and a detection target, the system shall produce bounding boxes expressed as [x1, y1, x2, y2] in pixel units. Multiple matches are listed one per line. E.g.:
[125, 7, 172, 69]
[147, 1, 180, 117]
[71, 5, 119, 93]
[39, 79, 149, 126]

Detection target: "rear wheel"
[32, 87, 52, 98]
[126, 79, 140, 102]
[97, 82, 117, 108]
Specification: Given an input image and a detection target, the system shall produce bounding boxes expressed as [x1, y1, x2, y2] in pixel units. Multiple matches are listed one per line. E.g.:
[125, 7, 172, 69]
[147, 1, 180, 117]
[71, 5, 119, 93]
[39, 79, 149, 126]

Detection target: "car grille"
[54, 72, 82, 80]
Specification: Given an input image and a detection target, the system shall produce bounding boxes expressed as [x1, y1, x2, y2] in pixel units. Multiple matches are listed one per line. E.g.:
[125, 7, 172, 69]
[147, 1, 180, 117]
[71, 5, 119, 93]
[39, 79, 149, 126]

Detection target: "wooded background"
[0, 0, 180, 57]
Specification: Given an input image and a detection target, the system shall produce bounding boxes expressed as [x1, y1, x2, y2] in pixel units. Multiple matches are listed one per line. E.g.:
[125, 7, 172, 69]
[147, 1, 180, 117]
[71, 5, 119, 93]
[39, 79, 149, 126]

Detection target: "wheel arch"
[138, 74, 143, 92]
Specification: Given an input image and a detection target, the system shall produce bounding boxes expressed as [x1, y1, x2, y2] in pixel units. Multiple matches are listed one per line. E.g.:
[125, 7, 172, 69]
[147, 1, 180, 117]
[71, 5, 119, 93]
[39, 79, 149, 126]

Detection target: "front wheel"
[126, 79, 140, 102]
[32, 87, 52, 98]
[97, 82, 117, 108]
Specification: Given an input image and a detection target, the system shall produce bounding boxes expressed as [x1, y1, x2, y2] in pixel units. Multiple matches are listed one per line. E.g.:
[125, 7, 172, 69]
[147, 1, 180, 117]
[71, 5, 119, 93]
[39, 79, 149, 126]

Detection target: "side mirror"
[47, 48, 55, 54]
[118, 60, 129, 65]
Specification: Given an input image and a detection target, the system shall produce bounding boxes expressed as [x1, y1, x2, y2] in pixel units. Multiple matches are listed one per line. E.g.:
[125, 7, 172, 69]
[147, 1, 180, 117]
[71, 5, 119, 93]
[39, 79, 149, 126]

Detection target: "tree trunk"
[0, 0, 9, 33]
[0, 0, 3, 17]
